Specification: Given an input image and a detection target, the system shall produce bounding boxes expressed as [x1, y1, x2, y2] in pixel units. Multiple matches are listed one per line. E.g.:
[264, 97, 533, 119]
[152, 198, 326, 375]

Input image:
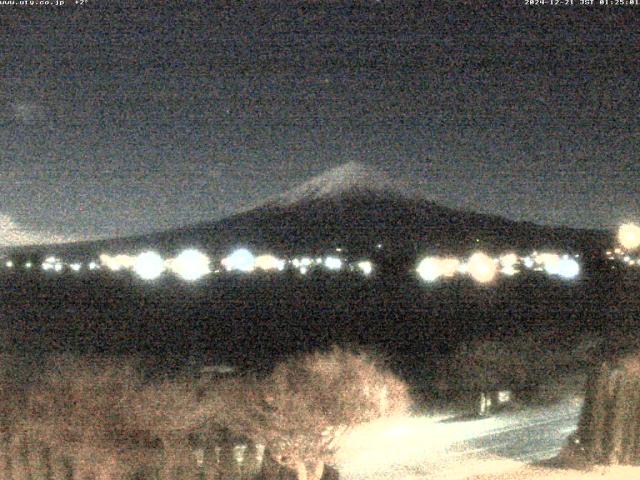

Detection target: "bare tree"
[0, 348, 410, 480]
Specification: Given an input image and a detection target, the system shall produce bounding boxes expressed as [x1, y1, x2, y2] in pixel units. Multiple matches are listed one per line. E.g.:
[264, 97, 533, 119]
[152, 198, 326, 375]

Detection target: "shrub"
[125, 375, 223, 479]
[438, 335, 580, 401]
[577, 352, 640, 465]
[0, 348, 411, 480]
[20, 355, 150, 479]
[217, 346, 413, 480]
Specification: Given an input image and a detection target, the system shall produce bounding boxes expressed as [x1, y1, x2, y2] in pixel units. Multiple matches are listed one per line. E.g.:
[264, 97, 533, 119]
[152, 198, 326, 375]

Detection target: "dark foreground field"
[0, 263, 634, 371]
[0, 264, 639, 479]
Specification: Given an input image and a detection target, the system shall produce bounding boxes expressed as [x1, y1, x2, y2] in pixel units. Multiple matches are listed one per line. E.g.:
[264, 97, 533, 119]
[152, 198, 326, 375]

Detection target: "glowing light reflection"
[132, 251, 165, 280]
[324, 256, 343, 271]
[619, 223, 640, 250]
[221, 248, 255, 273]
[99, 253, 136, 272]
[548, 257, 580, 279]
[499, 253, 519, 274]
[416, 257, 442, 282]
[254, 254, 285, 272]
[166, 249, 210, 281]
[356, 260, 373, 276]
[467, 252, 497, 283]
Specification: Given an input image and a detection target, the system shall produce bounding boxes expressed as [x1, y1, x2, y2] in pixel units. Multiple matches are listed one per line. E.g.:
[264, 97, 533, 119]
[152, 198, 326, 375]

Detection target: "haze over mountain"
[0, 214, 71, 248]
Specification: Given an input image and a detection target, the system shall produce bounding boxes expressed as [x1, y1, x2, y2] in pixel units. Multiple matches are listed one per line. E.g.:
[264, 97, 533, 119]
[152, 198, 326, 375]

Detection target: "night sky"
[1, 2, 638, 245]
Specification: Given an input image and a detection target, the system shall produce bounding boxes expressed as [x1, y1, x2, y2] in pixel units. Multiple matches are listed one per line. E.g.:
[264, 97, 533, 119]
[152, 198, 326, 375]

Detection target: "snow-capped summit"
[265, 161, 412, 208]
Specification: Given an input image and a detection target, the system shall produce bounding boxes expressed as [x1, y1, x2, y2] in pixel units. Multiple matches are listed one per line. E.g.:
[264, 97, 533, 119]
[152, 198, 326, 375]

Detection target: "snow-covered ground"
[335, 396, 584, 480]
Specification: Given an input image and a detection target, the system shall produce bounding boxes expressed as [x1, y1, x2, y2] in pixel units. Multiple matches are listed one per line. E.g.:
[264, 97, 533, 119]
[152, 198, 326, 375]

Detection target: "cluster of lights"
[606, 225, 638, 265]
[255, 254, 287, 272]
[522, 252, 581, 279]
[607, 223, 640, 267]
[165, 249, 212, 280]
[100, 249, 211, 281]
[498, 253, 519, 276]
[355, 260, 373, 276]
[4, 222, 640, 285]
[467, 252, 498, 283]
[605, 248, 640, 266]
[221, 248, 260, 273]
[220, 248, 372, 277]
[290, 256, 319, 275]
[416, 256, 461, 282]
[97, 247, 371, 281]
[411, 223, 640, 285]
[42, 256, 64, 272]
[324, 256, 343, 271]
[0, 246, 374, 282]
[220, 249, 288, 273]
[416, 250, 581, 284]
[99, 253, 134, 272]
[133, 251, 166, 280]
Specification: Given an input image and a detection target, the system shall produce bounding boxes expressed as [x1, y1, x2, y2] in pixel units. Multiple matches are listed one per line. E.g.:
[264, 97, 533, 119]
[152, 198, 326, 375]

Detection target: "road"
[335, 396, 583, 480]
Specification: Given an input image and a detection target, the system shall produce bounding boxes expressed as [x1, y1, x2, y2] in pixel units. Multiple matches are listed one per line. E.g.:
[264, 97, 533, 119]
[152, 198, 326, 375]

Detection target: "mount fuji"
[9, 162, 610, 266]
[260, 161, 417, 208]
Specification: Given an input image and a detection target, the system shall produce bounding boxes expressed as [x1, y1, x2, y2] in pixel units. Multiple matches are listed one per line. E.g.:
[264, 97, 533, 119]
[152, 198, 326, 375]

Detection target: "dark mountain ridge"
[5, 162, 611, 266]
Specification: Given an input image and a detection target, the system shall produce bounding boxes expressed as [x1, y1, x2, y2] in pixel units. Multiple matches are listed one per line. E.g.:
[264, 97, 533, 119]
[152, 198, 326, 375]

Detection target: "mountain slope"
[179, 162, 610, 257]
[7, 163, 611, 264]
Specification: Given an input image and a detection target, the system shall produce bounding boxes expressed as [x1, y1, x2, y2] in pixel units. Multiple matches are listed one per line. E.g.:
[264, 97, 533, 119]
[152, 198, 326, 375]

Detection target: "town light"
[324, 256, 343, 271]
[467, 252, 497, 283]
[221, 248, 255, 273]
[167, 249, 210, 281]
[548, 257, 580, 279]
[619, 223, 640, 250]
[255, 254, 285, 272]
[499, 253, 519, 276]
[356, 260, 373, 276]
[416, 257, 442, 282]
[132, 251, 165, 280]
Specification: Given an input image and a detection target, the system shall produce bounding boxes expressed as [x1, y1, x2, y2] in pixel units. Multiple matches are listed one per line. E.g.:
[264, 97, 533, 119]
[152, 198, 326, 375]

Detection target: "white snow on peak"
[266, 161, 411, 207]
